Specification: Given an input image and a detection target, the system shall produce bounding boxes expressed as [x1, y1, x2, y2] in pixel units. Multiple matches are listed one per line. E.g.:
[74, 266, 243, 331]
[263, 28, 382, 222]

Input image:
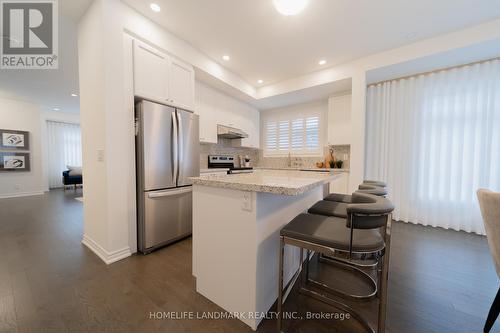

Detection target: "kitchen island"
[190, 169, 341, 330]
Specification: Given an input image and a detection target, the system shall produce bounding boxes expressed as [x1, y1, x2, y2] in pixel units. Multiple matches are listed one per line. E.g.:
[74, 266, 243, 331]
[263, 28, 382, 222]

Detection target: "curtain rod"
[367, 56, 500, 87]
[46, 119, 80, 126]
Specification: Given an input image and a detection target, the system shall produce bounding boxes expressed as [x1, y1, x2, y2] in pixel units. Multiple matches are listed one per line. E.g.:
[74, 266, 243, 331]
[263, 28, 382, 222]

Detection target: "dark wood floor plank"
[0, 189, 499, 332]
[0, 294, 17, 333]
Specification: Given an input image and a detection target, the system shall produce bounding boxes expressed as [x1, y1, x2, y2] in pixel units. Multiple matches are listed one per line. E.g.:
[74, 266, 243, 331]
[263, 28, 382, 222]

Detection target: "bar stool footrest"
[299, 286, 375, 333]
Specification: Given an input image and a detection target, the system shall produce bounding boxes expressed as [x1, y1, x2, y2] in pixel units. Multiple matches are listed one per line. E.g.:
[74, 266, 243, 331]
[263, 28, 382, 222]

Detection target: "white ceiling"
[0, 0, 92, 114]
[1, 0, 500, 114]
[123, 0, 500, 86]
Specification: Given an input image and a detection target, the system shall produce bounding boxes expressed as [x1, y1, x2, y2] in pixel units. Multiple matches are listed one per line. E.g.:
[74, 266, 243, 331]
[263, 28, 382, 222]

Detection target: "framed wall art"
[0, 129, 30, 150]
[0, 152, 31, 172]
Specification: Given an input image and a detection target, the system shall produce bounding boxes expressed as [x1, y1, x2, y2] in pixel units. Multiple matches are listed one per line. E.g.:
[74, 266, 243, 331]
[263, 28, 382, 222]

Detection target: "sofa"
[62, 167, 83, 188]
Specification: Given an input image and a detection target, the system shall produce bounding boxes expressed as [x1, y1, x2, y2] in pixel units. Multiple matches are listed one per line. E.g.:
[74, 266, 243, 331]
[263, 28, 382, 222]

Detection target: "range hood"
[217, 124, 248, 139]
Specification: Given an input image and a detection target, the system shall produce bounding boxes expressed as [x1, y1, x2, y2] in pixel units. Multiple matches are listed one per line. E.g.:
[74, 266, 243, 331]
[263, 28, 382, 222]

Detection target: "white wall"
[0, 97, 44, 198]
[0, 97, 81, 198]
[78, 0, 132, 264]
[327, 94, 351, 146]
[260, 99, 328, 156]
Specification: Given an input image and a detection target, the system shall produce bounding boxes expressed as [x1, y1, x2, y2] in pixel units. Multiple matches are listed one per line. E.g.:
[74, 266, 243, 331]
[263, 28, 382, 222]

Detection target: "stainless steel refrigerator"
[135, 100, 199, 254]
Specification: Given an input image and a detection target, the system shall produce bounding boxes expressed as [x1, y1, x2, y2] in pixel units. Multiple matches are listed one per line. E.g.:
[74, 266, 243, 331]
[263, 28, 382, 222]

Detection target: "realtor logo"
[1, 0, 58, 69]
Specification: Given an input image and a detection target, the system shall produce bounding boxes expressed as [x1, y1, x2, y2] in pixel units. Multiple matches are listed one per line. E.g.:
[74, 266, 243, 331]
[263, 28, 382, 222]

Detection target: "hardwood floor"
[0, 189, 498, 332]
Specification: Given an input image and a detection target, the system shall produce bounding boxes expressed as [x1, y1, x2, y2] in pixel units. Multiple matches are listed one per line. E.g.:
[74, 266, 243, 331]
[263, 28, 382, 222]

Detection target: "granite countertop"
[190, 169, 340, 196]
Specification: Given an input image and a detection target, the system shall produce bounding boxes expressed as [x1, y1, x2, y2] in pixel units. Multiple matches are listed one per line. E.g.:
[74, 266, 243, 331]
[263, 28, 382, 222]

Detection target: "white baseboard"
[82, 234, 132, 265]
[0, 191, 44, 199]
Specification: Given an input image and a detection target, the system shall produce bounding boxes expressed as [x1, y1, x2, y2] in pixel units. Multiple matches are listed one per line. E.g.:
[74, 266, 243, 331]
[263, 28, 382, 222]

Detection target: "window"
[46, 121, 82, 188]
[365, 58, 500, 235]
[265, 116, 320, 155]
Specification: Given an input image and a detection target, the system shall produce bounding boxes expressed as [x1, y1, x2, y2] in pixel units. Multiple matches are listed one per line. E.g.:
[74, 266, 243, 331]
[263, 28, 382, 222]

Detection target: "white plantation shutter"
[305, 116, 319, 150]
[264, 116, 321, 155]
[265, 121, 277, 150]
[291, 119, 304, 151]
[278, 120, 290, 151]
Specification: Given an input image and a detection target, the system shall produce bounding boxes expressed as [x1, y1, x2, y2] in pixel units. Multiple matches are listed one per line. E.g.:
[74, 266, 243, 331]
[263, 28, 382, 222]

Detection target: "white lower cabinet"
[330, 172, 349, 194]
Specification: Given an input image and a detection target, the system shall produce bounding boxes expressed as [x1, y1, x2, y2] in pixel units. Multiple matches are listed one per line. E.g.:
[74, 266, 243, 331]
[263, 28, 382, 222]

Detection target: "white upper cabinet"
[169, 57, 195, 110]
[133, 39, 195, 111]
[195, 81, 218, 143]
[239, 106, 260, 149]
[133, 40, 170, 103]
[195, 81, 260, 146]
[327, 94, 352, 145]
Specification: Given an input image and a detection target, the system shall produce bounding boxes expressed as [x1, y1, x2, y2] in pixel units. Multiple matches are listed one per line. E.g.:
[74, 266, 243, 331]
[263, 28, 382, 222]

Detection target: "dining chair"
[477, 189, 500, 333]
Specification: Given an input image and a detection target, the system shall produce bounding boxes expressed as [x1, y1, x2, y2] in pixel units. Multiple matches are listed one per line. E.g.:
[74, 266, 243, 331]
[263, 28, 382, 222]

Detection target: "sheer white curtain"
[365, 59, 500, 235]
[46, 121, 82, 188]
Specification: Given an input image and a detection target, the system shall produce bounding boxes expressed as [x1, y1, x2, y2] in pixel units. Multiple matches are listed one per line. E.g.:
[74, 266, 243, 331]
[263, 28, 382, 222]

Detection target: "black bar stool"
[363, 180, 387, 188]
[277, 193, 394, 333]
[324, 183, 388, 203]
[315, 183, 389, 218]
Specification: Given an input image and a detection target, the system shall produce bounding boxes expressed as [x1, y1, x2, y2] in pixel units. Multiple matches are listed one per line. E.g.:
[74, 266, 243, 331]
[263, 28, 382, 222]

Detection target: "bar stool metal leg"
[305, 249, 310, 282]
[378, 217, 392, 333]
[278, 236, 285, 333]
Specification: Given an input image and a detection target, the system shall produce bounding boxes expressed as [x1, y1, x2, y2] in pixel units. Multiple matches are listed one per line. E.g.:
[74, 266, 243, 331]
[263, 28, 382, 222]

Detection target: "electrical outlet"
[242, 192, 252, 212]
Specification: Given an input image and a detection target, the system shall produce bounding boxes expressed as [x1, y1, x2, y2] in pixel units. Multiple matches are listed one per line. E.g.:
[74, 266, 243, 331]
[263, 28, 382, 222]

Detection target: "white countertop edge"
[190, 171, 341, 196]
[255, 167, 350, 173]
[200, 168, 229, 173]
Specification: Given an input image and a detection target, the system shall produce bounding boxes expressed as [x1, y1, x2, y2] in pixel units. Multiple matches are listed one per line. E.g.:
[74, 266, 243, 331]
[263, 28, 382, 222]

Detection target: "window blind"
[265, 116, 320, 155]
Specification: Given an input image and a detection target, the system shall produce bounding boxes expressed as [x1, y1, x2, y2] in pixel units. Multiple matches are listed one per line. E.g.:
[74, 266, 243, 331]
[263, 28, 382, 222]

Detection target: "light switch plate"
[97, 149, 105, 162]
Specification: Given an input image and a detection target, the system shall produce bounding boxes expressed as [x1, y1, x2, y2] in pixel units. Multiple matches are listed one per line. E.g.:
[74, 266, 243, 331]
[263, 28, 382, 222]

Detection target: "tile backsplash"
[258, 153, 325, 169]
[258, 145, 350, 169]
[199, 139, 259, 169]
[199, 140, 350, 170]
[327, 145, 351, 169]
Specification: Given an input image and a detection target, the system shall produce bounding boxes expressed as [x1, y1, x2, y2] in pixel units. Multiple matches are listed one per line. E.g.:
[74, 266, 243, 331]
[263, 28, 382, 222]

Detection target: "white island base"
[192, 183, 326, 330]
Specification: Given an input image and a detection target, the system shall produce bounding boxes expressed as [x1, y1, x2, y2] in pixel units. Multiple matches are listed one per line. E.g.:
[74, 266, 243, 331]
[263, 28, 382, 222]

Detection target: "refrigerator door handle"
[177, 110, 184, 182]
[172, 111, 179, 183]
[147, 187, 192, 198]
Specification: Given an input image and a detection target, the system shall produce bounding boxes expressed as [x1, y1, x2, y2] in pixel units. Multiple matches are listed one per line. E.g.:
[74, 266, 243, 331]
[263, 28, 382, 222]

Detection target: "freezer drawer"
[138, 187, 192, 253]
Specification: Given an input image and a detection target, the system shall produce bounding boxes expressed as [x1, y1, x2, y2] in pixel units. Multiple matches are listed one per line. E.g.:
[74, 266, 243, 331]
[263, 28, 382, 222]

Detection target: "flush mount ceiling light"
[71, 93, 78, 97]
[150, 3, 161, 12]
[222, 55, 230, 61]
[318, 59, 327, 65]
[273, 0, 309, 16]
[53, 108, 60, 111]
[257, 79, 264, 84]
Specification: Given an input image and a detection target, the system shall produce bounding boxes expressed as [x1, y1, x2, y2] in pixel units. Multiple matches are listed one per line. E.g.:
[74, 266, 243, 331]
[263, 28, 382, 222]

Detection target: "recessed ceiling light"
[273, 0, 309, 16]
[53, 108, 60, 111]
[257, 80, 264, 84]
[222, 55, 230, 61]
[318, 59, 327, 65]
[150, 3, 161, 12]
[71, 93, 78, 97]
